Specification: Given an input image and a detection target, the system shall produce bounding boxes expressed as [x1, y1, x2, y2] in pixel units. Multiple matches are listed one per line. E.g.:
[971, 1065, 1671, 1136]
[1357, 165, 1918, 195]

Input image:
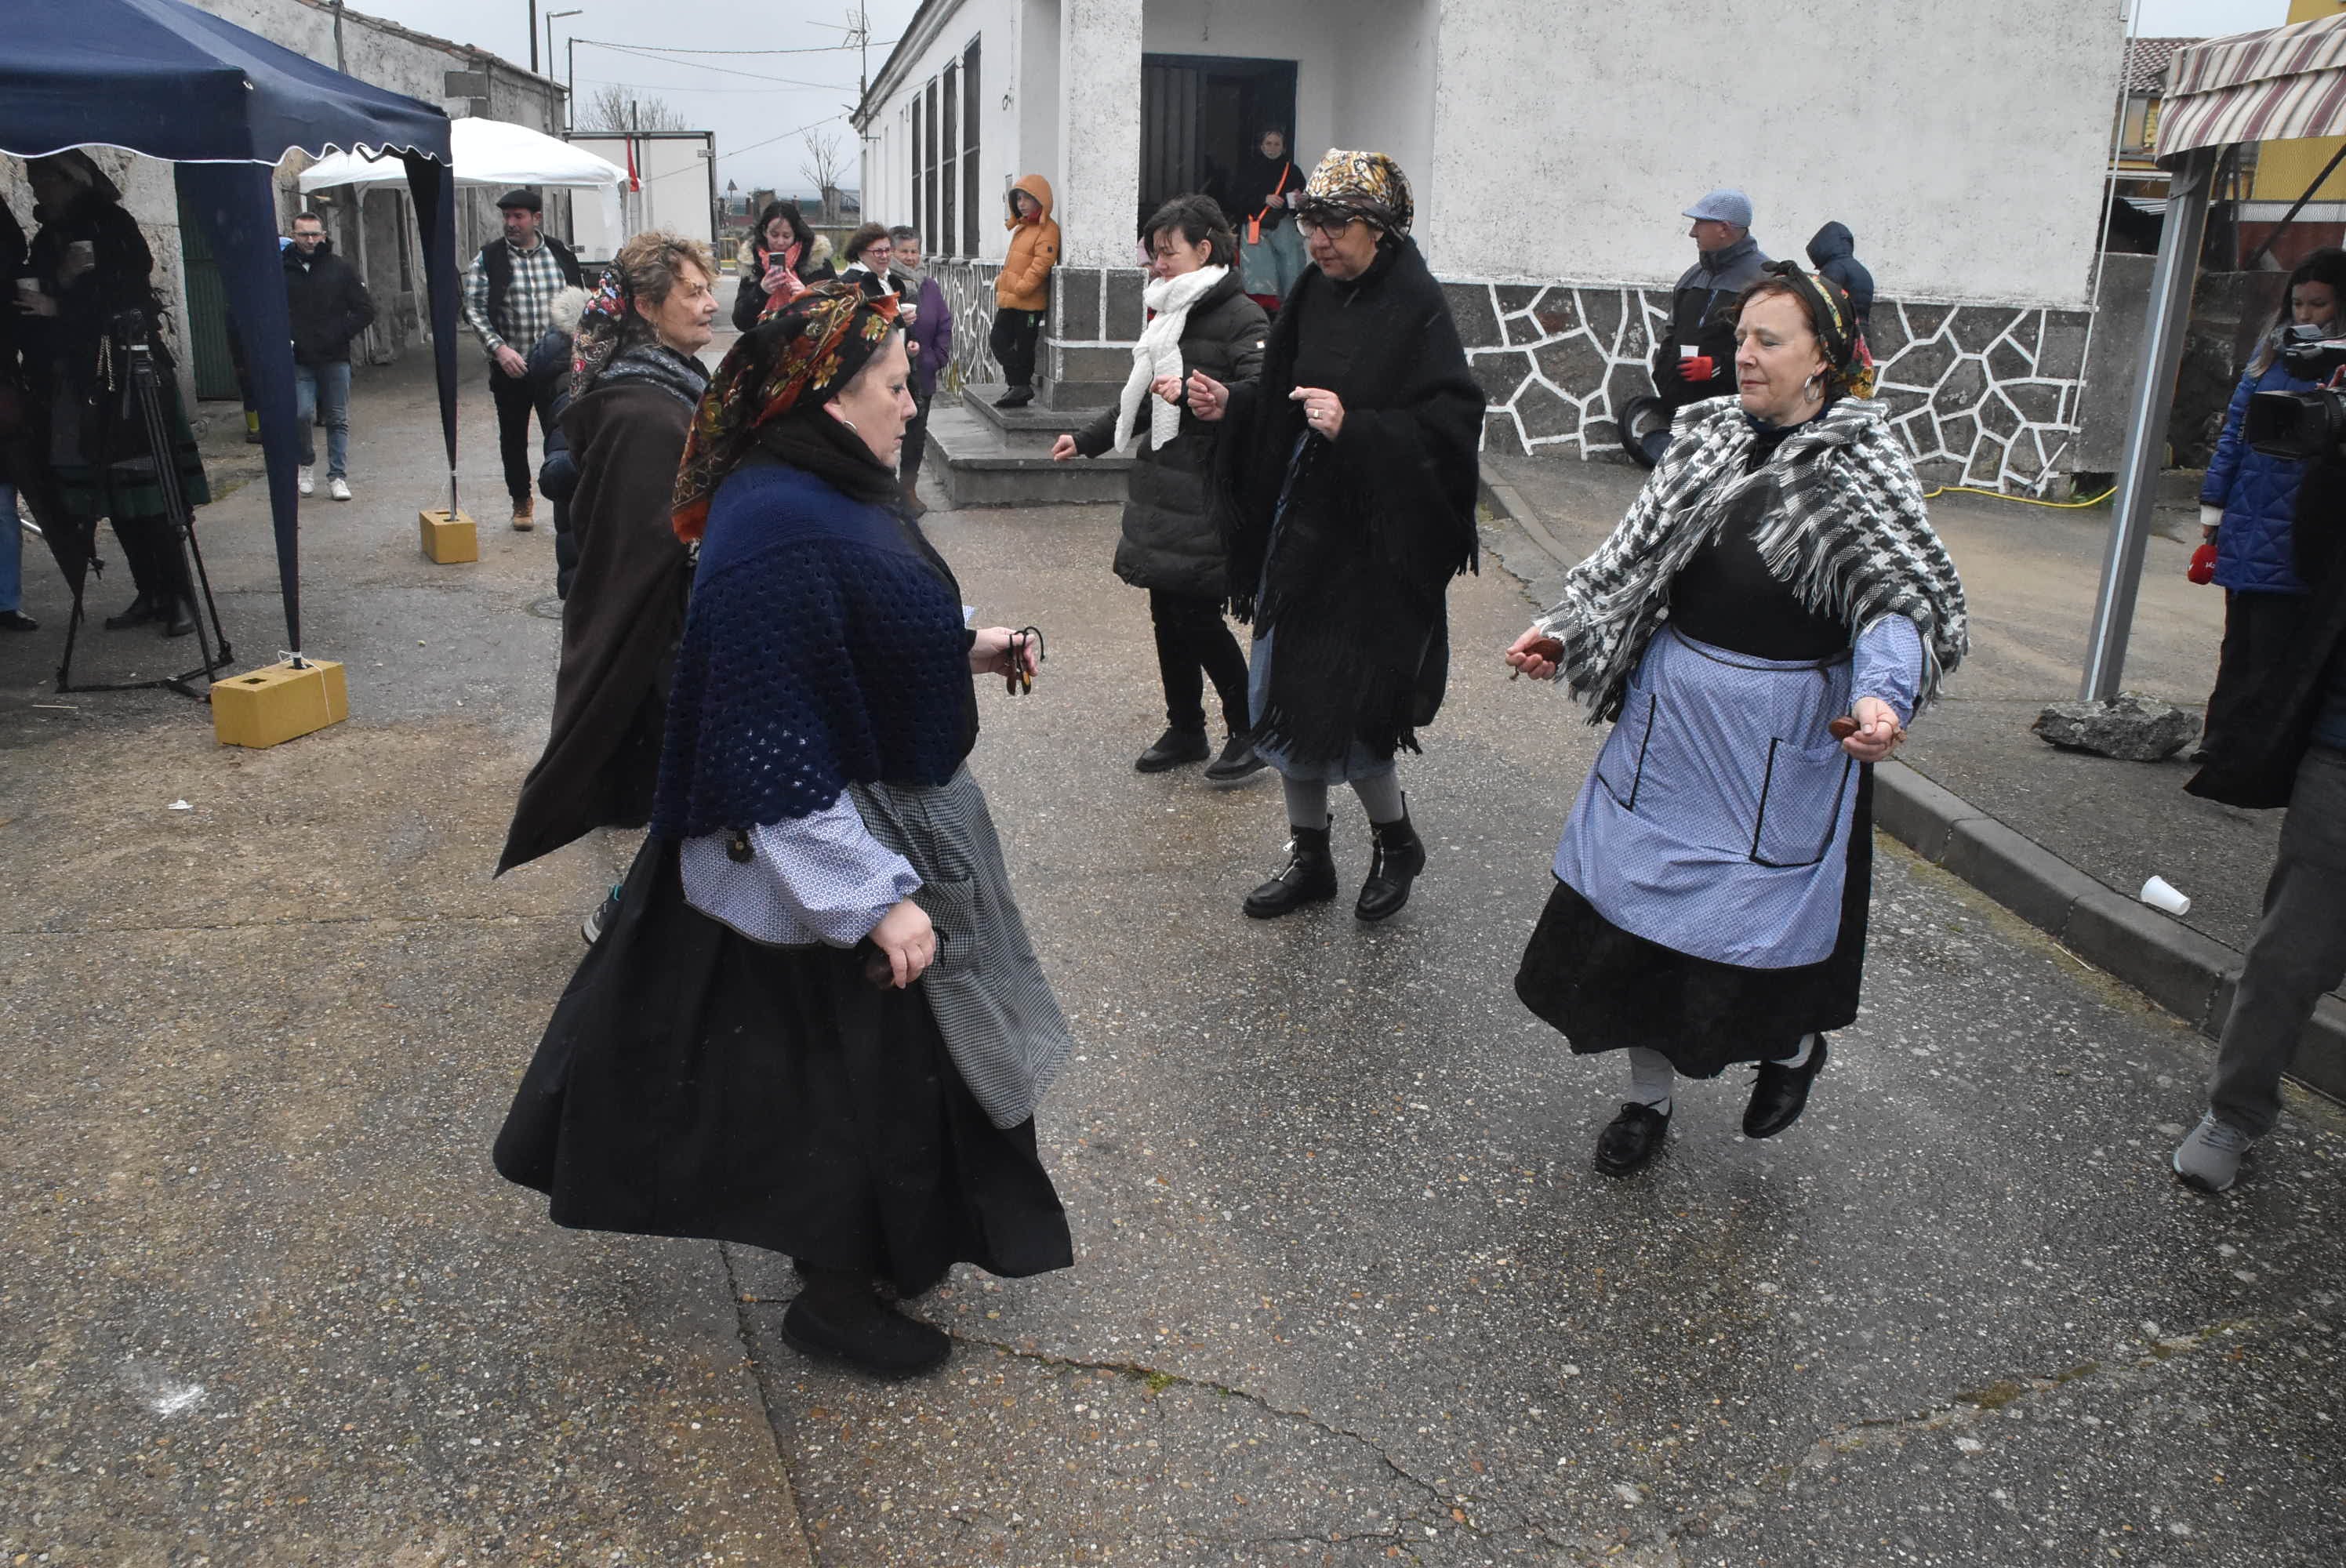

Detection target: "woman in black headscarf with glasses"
[495, 284, 1073, 1383]
[1505, 263, 1967, 1179]
[1185, 151, 1481, 924]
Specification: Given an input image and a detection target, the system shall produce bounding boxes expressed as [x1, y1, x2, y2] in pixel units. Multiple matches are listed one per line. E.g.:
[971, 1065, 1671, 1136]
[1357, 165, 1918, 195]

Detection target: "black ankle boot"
[783, 1268, 952, 1380]
[1134, 724, 1210, 773]
[1354, 802, 1426, 922]
[162, 597, 198, 638]
[1243, 817, 1337, 919]
[1203, 734, 1268, 782]
[104, 591, 162, 630]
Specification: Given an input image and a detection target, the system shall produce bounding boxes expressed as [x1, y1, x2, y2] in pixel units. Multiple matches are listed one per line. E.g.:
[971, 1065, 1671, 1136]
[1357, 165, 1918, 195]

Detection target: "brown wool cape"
[497, 365, 699, 873]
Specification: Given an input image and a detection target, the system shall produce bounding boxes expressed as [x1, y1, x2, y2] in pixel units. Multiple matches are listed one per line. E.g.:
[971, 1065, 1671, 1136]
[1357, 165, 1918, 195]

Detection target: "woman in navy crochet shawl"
[495, 284, 1073, 1381]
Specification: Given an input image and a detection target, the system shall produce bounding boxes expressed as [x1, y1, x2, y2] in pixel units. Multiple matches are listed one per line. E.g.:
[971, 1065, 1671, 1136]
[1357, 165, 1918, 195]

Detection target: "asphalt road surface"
[3, 358, 2340, 1565]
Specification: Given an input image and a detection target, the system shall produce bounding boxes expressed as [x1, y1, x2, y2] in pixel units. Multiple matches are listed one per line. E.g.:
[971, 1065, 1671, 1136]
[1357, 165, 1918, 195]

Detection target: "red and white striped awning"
[2156, 13, 2346, 164]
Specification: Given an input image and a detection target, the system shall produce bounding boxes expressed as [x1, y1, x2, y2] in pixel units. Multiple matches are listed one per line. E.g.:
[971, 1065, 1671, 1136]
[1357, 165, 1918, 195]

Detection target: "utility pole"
[547, 9, 583, 127]
[528, 0, 538, 72]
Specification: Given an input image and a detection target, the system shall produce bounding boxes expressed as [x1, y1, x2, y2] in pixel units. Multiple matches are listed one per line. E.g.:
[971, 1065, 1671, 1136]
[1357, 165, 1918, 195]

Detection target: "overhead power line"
[565, 38, 899, 56]
[576, 40, 845, 89]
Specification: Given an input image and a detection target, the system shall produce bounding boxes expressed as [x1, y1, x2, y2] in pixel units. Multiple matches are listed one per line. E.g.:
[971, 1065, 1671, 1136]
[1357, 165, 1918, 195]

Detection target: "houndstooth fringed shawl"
[1537, 396, 1967, 723]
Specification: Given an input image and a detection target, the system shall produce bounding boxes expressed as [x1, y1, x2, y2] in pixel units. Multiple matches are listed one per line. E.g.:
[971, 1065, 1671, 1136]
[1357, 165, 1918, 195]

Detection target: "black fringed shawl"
[1215, 235, 1483, 767]
[649, 438, 979, 839]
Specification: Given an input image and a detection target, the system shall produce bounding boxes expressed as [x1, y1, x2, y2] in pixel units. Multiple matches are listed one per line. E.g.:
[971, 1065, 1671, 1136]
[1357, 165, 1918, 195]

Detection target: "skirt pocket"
[1751, 736, 1855, 868]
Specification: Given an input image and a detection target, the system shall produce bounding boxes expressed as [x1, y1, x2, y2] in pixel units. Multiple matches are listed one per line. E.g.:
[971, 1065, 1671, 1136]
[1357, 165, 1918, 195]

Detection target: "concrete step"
[927, 405, 1134, 509]
[961, 383, 1119, 436]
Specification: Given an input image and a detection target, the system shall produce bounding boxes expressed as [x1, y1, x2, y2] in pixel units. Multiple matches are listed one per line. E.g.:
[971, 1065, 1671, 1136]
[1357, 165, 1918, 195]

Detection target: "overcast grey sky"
[352, 0, 921, 195]
[347, 0, 2298, 194]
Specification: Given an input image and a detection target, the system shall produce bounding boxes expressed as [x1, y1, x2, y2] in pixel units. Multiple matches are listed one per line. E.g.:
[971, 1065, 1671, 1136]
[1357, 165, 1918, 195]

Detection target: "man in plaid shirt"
[464, 190, 583, 529]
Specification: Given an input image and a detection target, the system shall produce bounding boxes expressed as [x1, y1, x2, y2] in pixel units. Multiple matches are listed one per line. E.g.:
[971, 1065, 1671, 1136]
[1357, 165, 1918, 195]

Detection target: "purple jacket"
[901, 273, 952, 397]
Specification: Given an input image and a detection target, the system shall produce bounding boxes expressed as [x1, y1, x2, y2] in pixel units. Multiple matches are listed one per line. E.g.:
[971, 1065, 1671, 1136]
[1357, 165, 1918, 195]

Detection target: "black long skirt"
[494, 837, 1073, 1296]
[1513, 768, 1874, 1079]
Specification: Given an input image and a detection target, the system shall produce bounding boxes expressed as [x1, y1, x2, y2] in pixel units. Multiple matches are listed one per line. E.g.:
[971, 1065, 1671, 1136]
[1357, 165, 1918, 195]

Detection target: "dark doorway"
[1140, 54, 1298, 239]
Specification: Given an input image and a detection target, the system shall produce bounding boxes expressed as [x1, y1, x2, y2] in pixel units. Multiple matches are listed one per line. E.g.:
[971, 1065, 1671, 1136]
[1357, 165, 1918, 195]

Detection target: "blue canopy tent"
[0, 0, 465, 667]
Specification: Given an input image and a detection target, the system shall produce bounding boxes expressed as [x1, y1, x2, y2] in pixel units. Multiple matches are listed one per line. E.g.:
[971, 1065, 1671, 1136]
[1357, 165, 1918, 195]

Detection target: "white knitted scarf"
[1113, 264, 1228, 453]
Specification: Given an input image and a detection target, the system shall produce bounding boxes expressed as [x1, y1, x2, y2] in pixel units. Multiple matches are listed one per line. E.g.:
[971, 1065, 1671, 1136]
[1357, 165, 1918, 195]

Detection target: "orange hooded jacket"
[995, 174, 1061, 312]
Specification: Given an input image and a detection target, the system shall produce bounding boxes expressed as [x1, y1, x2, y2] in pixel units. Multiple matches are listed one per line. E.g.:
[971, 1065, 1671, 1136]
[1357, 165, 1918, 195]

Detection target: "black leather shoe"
[1593, 1102, 1670, 1178]
[781, 1295, 952, 1380]
[1203, 734, 1268, 782]
[104, 592, 163, 630]
[0, 610, 36, 633]
[1243, 818, 1337, 918]
[994, 386, 1035, 408]
[1134, 724, 1210, 773]
[162, 597, 197, 638]
[1742, 1036, 1829, 1139]
[1354, 803, 1426, 922]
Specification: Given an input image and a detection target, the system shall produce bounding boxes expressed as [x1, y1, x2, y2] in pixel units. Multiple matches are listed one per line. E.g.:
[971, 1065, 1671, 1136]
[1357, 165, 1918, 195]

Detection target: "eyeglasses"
[1293, 211, 1364, 238]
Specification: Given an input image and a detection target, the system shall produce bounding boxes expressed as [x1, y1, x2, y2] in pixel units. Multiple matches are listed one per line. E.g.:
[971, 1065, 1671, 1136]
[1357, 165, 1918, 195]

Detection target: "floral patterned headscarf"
[671, 281, 902, 541]
[1295, 150, 1414, 238]
[1758, 260, 1878, 400]
[568, 267, 634, 389]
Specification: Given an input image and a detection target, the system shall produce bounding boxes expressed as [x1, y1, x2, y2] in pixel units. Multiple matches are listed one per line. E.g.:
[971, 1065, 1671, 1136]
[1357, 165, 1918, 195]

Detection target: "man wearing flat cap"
[1624, 187, 1770, 466]
[463, 188, 583, 529]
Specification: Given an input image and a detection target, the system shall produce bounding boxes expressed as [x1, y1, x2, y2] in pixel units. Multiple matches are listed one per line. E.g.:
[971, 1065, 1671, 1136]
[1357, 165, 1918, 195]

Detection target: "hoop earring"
[1803, 372, 1824, 401]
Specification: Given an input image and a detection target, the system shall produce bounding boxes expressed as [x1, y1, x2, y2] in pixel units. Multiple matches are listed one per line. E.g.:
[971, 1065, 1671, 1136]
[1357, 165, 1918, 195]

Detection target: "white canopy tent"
[300, 115, 628, 232]
[2085, 13, 2346, 698]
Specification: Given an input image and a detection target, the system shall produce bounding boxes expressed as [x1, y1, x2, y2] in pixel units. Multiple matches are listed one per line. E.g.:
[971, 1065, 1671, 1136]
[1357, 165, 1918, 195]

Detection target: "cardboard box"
[212, 658, 349, 749]
[419, 507, 478, 564]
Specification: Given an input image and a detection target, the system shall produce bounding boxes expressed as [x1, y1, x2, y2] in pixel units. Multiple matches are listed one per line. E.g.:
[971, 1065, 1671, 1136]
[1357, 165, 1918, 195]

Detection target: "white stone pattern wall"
[1447, 282, 2094, 492]
[922, 258, 1005, 387]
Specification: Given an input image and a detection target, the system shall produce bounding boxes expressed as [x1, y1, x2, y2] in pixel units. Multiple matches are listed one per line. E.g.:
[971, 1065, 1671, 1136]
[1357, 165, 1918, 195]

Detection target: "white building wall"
[1425, 0, 2122, 309]
[855, 0, 1022, 261]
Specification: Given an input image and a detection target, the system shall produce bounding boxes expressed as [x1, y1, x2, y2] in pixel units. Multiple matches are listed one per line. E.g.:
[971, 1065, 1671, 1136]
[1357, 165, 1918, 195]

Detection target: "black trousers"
[1149, 588, 1249, 732]
[900, 387, 934, 485]
[2203, 590, 2313, 760]
[990, 308, 1044, 390]
[488, 363, 543, 505]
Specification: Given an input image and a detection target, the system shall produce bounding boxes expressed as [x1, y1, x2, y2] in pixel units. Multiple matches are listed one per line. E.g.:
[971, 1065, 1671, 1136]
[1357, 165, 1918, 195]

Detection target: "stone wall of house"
[921, 258, 2098, 492]
[1451, 281, 2092, 491]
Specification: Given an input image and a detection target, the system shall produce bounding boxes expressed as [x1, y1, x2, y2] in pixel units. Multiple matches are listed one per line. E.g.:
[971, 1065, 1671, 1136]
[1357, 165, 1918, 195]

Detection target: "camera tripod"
[54, 318, 233, 699]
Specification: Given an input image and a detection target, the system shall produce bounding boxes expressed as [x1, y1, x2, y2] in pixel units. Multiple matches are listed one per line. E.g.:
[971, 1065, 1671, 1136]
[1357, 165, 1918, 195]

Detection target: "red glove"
[2188, 543, 2217, 585]
[1680, 355, 1717, 382]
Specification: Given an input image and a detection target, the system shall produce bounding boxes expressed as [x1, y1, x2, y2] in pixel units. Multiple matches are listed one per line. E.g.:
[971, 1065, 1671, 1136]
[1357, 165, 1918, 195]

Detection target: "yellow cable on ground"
[1922, 484, 2119, 510]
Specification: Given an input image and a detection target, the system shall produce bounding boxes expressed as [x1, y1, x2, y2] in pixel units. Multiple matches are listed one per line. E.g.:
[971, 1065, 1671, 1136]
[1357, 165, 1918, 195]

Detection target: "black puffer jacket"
[1806, 223, 1874, 331]
[1074, 268, 1266, 597]
[284, 238, 375, 366]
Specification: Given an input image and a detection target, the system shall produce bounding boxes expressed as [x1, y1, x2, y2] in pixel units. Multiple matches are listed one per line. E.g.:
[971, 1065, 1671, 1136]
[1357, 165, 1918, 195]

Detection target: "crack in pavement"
[718, 1243, 822, 1567]
[946, 1330, 1514, 1539]
[1645, 1314, 2261, 1559]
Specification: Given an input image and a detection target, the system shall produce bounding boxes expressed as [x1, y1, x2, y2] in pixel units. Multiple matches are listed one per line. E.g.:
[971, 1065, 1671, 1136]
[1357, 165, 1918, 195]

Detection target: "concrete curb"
[1474, 464, 2344, 1107]
[1875, 760, 2344, 1104]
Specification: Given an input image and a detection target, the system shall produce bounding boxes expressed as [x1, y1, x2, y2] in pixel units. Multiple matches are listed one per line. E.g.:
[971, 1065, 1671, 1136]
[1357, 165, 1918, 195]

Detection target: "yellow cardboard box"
[211, 658, 349, 749]
[419, 506, 478, 564]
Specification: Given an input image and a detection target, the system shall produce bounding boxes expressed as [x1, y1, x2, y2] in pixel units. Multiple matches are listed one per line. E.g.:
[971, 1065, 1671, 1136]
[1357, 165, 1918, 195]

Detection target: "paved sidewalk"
[1481, 452, 2346, 1104]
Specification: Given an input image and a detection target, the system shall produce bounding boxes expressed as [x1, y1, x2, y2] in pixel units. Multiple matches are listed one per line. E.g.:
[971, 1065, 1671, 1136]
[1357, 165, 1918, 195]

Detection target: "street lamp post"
[547, 9, 584, 130]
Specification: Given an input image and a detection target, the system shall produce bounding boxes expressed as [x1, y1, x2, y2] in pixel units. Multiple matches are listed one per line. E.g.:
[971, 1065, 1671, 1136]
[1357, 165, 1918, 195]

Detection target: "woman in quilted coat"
[2199, 247, 2346, 756]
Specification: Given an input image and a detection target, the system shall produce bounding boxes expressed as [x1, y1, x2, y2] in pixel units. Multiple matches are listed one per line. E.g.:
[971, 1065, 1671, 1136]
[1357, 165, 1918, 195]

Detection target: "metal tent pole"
[2080, 146, 2217, 702]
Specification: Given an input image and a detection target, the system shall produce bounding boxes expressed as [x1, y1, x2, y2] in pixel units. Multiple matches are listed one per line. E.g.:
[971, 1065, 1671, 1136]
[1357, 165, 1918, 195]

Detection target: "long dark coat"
[497, 361, 699, 873]
[2188, 456, 2346, 810]
[1215, 236, 1481, 766]
[1075, 269, 1266, 598]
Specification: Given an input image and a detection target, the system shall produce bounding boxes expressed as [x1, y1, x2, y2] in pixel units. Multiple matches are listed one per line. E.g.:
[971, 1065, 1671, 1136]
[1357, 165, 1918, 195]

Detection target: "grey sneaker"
[2171, 1112, 2253, 1193]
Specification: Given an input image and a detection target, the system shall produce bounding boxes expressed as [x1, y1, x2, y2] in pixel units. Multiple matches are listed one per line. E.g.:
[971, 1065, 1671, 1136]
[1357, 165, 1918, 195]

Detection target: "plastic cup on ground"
[2141, 876, 2192, 916]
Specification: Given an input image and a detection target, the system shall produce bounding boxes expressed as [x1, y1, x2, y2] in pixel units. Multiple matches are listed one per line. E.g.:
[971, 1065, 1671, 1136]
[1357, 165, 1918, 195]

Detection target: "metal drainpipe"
[2079, 144, 2217, 703]
[331, 1, 346, 74]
